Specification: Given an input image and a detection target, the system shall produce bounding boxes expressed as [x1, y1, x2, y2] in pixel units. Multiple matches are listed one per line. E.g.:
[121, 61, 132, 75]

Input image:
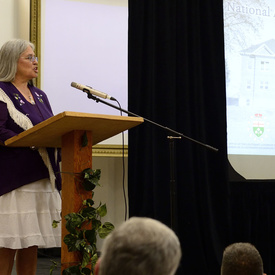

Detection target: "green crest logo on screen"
[253, 113, 264, 137]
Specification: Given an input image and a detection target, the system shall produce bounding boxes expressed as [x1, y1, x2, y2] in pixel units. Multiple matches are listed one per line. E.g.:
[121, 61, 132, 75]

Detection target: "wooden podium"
[5, 111, 143, 272]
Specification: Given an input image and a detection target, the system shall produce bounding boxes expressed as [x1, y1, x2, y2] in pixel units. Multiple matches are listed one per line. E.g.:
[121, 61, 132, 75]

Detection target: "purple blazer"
[0, 82, 61, 196]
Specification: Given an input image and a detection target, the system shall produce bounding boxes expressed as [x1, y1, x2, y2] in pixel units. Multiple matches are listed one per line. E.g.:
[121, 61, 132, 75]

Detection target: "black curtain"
[128, 1, 229, 274]
[228, 180, 275, 275]
[128, 1, 275, 275]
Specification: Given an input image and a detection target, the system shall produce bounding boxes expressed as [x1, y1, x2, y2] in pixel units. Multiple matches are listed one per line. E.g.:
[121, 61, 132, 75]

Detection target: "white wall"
[40, 0, 128, 121]
[0, 0, 30, 45]
[0, 0, 17, 44]
[92, 156, 128, 249]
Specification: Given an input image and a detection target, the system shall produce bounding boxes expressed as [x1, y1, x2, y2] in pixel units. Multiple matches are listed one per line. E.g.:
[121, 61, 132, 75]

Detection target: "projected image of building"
[240, 39, 275, 107]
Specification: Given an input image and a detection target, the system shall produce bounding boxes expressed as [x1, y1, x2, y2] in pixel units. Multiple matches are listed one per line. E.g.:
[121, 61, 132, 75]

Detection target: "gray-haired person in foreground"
[95, 217, 182, 275]
[221, 242, 265, 275]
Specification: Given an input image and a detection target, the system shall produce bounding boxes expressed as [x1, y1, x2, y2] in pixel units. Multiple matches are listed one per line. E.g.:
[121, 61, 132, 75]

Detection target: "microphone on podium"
[71, 82, 116, 101]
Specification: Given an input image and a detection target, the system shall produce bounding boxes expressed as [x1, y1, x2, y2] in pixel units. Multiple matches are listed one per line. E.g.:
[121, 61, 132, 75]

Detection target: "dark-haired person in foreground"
[221, 242, 265, 275]
[95, 217, 182, 275]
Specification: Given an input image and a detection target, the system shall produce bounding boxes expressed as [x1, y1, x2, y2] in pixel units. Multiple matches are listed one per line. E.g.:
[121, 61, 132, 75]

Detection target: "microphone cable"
[113, 98, 128, 221]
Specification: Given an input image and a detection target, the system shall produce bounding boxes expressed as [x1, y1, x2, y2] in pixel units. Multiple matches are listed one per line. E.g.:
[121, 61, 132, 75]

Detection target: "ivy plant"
[52, 167, 115, 275]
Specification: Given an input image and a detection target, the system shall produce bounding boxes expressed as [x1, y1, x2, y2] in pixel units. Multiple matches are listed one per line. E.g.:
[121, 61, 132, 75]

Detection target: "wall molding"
[30, 0, 41, 88]
[92, 144, 128, 157]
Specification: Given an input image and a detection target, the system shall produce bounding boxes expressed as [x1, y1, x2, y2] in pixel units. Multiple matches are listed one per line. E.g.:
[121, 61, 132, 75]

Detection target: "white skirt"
[0, 178, 61, 249]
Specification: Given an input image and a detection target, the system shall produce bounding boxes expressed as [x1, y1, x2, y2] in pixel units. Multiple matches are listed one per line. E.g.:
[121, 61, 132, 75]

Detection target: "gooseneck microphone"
[71, 82, 116, 100]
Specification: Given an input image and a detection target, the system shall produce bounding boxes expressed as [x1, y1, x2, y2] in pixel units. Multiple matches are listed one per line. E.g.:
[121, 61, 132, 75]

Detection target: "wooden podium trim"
[5, 111, 143, 148]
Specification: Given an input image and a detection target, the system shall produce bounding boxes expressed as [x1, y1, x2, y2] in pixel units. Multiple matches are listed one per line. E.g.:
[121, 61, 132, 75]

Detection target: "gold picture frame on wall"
[30, 0, 41, 88]
[29, 0, 128, 157]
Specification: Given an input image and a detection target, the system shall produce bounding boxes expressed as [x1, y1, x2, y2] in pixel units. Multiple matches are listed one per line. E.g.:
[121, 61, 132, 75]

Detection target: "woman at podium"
[0, 39, 61, 275]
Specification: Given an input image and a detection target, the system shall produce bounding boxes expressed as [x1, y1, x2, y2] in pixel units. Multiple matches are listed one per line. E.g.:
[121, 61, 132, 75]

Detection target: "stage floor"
[12, 249, 61, 275]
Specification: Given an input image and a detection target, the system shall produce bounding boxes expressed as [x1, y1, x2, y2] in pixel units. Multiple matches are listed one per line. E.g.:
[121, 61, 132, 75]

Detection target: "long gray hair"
[0, 39, 35, 82]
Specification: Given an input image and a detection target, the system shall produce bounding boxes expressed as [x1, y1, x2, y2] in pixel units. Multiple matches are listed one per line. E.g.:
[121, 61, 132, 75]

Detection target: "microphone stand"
[86, 92, 218, 232]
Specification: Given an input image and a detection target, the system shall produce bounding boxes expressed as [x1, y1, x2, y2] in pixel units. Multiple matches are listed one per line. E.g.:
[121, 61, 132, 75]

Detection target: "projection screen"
[224, 0, 275, 179]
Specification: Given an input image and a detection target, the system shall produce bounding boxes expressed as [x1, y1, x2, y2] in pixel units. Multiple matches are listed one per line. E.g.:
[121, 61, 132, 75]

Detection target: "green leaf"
[65, 212, 84, 224]
[81, 207, 96, 218]
[83, 179, 96, 191]
[92, 169, 101, 179]
[82, 169, 101, 182]
[75, 239, 87, 251]
[85, 229, 97, 245]
[81, 267, 91, 275]
[98, 222, 115, 239]
[50, 260, 58, 275]
[91, 219, 101, 230]
[82, 132, 88, 148]
[96, 203, 107, 217]
[52, 220, 60, 228]
[81, 250, 90, 268]
[81, 168, 101, 191]
[84, 244, 93, 254]
[86, 198, 95, 207]
[63, 265, 81, 275]
[82, 168, 93, 175]
[65, 213, 85, 233]
[83, 198, 95, 207]
[91, 253, 98, 270]
[63, 234, 78, 252]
